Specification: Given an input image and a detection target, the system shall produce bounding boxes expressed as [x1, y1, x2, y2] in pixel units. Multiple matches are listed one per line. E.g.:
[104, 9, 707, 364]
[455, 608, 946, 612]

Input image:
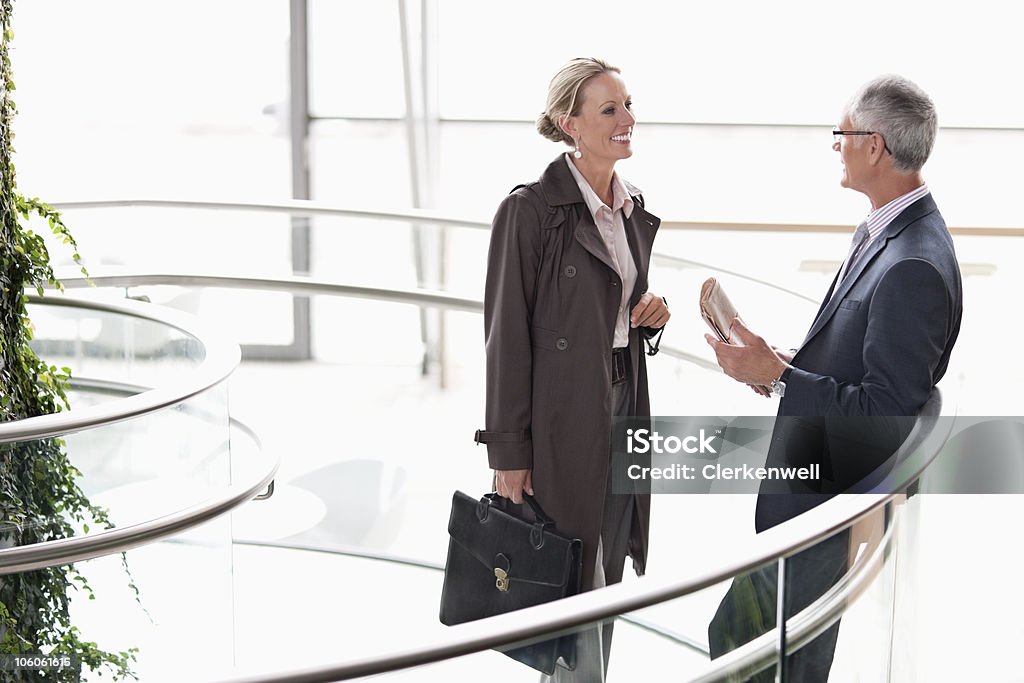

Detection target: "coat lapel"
[573, 211, 619, 274]
[624, 201, 659, 304]
[536, 156, 615, 271]
[801, 194, 938, 347]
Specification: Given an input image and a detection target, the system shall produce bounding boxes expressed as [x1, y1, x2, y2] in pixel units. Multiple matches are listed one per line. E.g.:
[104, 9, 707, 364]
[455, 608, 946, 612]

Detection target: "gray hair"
[536, 57, 621, 146]
[845, 75, 938, 173]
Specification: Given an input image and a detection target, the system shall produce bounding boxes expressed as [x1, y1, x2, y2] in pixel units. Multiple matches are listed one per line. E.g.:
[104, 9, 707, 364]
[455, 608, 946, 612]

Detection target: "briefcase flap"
[447, 491, 579, 589]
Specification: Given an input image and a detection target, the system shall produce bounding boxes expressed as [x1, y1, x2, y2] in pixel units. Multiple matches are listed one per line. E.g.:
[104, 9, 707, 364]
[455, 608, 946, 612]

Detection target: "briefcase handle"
[483, 492, 557, 530]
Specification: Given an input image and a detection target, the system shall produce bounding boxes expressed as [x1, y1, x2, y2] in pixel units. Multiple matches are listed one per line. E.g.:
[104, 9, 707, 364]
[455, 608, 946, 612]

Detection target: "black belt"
[612, 347, 630, 384]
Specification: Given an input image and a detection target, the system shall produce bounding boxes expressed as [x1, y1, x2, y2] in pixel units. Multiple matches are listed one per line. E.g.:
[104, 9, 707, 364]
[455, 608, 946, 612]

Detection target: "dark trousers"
[708, 529, 850, 681]
[544, 376, 635, 682]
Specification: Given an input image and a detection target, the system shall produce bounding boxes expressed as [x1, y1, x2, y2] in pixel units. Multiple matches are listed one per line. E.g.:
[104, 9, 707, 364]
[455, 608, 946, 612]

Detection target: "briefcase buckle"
[494, 552, 511, 592]
[494, 567, 510, 592]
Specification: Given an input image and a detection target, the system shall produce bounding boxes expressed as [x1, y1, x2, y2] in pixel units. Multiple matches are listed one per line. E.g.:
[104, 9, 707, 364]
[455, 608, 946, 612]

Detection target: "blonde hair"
[536, 57, 621, 146]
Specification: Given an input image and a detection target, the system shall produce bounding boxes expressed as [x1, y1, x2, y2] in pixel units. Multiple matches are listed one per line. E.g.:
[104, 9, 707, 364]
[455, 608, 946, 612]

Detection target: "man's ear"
[868, 132, 887, 165]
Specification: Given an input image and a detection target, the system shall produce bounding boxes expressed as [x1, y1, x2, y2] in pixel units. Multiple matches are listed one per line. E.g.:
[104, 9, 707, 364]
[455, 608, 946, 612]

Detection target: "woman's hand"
[630, 292, 670, 329]
[494, 469, 534, 504]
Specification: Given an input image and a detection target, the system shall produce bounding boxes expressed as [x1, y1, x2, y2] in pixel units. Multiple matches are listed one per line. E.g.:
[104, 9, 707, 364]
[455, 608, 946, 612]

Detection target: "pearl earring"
[573, 138, 582, 159]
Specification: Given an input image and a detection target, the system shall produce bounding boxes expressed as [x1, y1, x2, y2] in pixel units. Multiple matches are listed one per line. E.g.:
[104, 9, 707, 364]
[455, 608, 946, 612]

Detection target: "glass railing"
[12, 198, 1005, 680]
[0, 296, 277, 681]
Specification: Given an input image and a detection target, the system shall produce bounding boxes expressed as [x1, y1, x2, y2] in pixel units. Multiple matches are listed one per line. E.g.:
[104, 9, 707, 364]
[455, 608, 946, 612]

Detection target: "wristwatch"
[770, 366, 793, 398]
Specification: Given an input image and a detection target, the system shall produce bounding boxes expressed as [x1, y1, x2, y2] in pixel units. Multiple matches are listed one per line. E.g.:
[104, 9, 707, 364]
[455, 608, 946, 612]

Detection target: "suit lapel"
[801, 237, 886, 345]
[800, 194, 938, 348]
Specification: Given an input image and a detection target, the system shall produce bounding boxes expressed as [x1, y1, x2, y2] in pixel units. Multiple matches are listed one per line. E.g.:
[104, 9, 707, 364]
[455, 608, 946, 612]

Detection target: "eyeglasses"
[832, 129, 892, 155]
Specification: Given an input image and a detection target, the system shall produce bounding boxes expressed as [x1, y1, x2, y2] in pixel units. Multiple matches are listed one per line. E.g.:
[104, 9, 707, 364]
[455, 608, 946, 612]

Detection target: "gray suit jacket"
[755, 193, 963, 531]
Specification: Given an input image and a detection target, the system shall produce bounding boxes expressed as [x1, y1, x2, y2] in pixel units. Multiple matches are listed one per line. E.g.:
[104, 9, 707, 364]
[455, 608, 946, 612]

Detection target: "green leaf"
[1, 19, 137, 682]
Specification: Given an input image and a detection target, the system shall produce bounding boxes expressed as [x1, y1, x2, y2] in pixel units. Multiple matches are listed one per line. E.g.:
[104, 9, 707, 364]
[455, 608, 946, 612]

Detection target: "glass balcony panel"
[4, 394, 233, 542]
[65, 504, 235, 682]
[29, 301, 207, 388]
[777, 507, 895, 683]
[615, 571, 780, 680]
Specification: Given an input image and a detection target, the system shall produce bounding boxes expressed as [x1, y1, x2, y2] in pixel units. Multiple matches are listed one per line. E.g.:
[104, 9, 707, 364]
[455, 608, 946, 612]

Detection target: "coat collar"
[534, 154, 659, 305]
[535, 154, 643, 207]
[532, 155, 616, 272]
[801, 193, 939, 348]
[536, 154, 585, 206]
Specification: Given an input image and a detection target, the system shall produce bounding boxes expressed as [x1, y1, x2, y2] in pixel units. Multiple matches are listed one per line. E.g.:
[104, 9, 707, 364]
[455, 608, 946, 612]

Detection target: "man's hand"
[706, 318, 789, 387]
[631, 292, 670, 329]
[742, 346, 794, 397]
[773, 346, 796, 364]
[494, 468, 533, 504]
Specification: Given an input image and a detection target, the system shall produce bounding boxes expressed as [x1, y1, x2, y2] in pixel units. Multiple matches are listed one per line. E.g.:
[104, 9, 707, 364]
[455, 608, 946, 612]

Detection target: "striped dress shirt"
[855, 183, 931, 264]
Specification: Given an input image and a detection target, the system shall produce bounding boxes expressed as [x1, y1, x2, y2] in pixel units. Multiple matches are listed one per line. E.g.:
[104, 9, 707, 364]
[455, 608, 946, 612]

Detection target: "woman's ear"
[558, 113, 576, 139]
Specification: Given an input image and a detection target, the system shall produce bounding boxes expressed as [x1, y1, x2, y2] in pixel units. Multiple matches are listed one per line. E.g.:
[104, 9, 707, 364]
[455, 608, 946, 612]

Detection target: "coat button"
[556, 338, 569, 351]
[564, 265, 577, 278]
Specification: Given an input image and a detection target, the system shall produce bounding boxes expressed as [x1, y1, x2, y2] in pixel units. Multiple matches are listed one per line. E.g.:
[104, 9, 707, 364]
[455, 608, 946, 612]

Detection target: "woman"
[476, 57, 670, 680]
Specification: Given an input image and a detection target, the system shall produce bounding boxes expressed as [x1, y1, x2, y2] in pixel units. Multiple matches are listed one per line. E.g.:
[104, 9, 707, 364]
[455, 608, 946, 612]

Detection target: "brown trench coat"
[482, 155, 662, 591]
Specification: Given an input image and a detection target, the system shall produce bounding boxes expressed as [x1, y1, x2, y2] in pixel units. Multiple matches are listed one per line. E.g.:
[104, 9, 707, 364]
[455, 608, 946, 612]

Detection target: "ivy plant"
[1, 1, 137, 679]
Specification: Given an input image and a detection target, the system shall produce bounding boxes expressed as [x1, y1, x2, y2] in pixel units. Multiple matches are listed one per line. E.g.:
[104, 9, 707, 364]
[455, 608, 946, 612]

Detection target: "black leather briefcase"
[439, 491, 583, 675]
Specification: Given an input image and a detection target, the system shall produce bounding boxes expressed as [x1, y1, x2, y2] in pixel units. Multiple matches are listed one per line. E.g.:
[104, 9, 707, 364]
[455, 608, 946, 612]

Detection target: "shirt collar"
[864, 183, 930, 239]
[563, 154, 639, 219]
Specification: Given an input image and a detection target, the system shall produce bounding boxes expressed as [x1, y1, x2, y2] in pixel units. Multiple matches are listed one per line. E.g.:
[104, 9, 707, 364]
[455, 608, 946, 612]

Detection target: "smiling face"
[561, 71, 635, 165]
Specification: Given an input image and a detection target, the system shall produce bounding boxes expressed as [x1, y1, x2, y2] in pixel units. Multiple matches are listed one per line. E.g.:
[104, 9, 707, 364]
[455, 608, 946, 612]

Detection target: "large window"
[12, 0, 294, 346]
[11, 0, 1023, 409]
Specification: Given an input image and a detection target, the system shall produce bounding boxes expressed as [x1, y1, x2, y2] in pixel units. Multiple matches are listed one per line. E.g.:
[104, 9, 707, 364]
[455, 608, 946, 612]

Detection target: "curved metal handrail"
[0, 296, 240, 443]
[52, 198, 1024, 236]
[32, 200, 958, 680]
[49, 198, 832, 303]
[231, 538, 711, 656]
[52, 198, 492, 230]
[208, 390, 953, 683]
[0, 422, 275, 575]
[33, 270, 948, 681]
[687, 511, 897, 683]
[0, 376, 277, 574]
[0, 423, 274, 575]
[653, 253, 819, 304]
[205, 502, 901, 683]
[54, 272, 484, 313]
[52, 270, 721, 372]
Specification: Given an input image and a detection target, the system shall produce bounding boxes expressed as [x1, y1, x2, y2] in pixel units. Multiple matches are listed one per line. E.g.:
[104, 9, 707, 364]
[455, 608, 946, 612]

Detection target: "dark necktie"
[838, 221, 869, 284]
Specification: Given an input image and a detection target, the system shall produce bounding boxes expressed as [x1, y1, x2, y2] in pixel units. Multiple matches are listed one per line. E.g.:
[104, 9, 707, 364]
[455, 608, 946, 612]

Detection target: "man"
[705, 75, 963, 680]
